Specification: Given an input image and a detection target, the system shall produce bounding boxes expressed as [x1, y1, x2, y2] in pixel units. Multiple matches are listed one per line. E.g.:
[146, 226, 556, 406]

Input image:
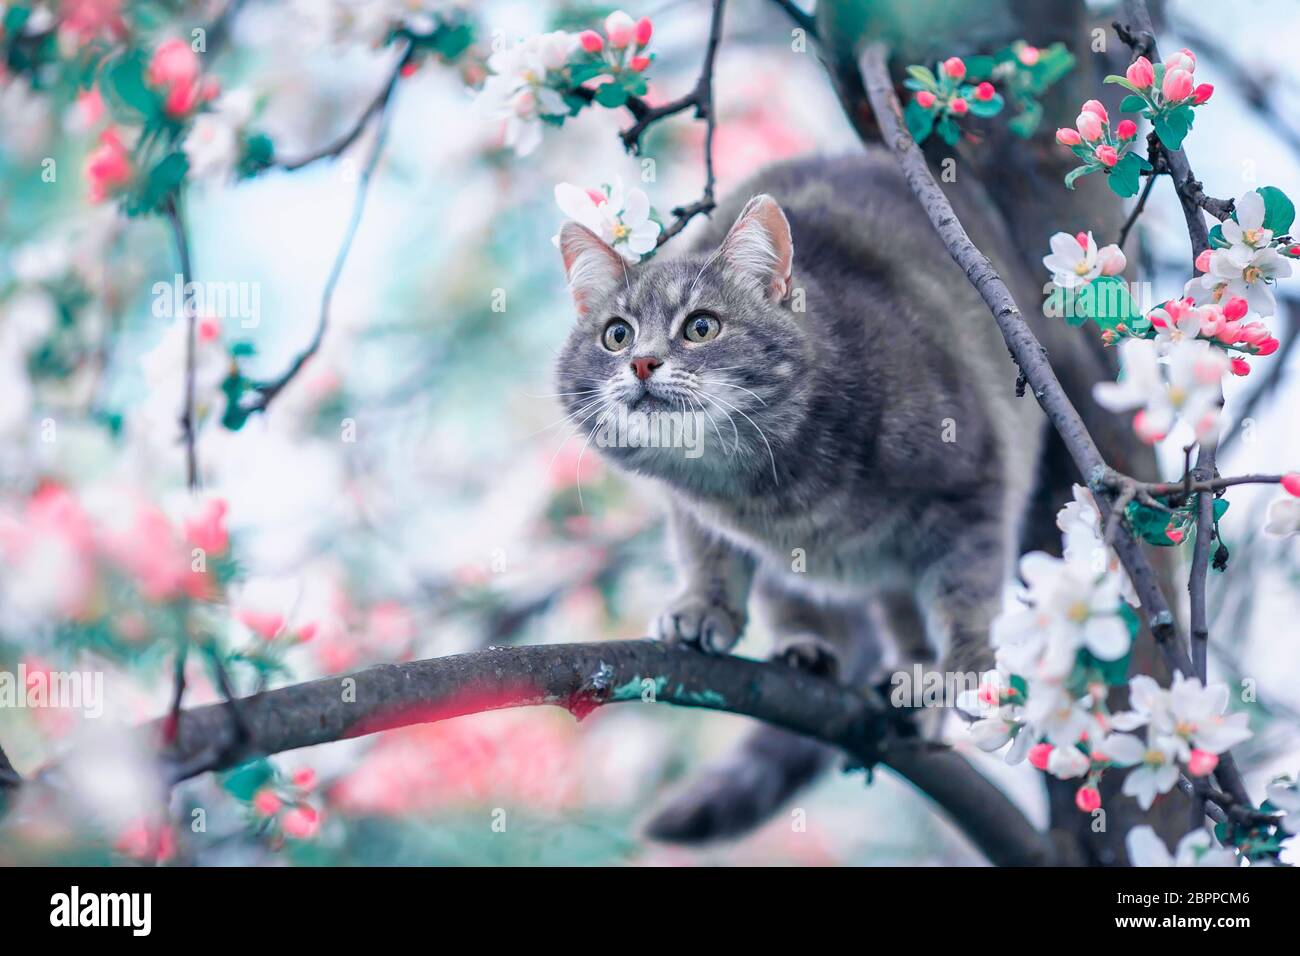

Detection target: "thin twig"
[1116, 139, 1162, 249]
[769, 0, 817, 37]
[250, 45, 412, 413]
[163, 198, 199, 490]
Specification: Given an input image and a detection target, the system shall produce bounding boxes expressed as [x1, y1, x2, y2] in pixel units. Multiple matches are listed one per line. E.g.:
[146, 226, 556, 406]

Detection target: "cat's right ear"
[558, 222, 626, 317]
[719, 194, 794, 302]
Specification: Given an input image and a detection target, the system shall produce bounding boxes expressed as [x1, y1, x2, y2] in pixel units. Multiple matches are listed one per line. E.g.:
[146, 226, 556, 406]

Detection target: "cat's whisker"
[544, 396, 614, 479]
[575, 402, 617, 513]
[696, 391, 742, 456]
[689, 393, 731, 457]
[522, 394, 608, 440]
[702, 391, 779, 484]
[700, 379, 768, 406]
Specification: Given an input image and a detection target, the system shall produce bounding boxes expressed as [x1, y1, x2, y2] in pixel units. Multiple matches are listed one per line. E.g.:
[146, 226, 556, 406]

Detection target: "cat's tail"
[643, 726, 834, 844]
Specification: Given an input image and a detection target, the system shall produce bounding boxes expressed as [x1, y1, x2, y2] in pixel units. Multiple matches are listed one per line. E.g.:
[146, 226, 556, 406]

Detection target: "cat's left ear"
[558, 221, 627, 318]
[719, 194, 793, 302]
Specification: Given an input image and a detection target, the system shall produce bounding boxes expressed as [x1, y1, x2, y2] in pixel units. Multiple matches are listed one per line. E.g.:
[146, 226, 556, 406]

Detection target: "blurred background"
[0, 0, 1296, 865]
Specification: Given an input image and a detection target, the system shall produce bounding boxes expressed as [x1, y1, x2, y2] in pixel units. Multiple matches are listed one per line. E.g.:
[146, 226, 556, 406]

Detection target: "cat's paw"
[772, 634, 840, 680]
[652, 596, 744, 654]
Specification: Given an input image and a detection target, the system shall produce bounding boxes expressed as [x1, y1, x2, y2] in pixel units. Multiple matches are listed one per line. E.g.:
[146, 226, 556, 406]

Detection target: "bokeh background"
[0, 0, 1297, 865]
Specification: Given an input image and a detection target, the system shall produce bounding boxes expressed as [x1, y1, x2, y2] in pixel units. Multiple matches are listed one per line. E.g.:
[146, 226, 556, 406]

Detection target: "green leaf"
[1152, 104, 1192, 150]
[966, 92, 1003, 118]
[904, 99, 934, 143]
[1104, 75, 1140, 93]
[1063, 164, 1094, 190]
[594, 82, 628, 108]
[935, 116, 960, 146]
[122, 151, 188, 217]
[963, 55, 996, 81]
[220, 371, 256, 431]
[102, 50, 162, 123]
[1257, 185, 1296, 234]
[906, 64, 938, 89]
[1077, 275, 1142, 331]
[1106, 151, 1144, 198]
[1120, 94, 1147, 113]
[1208, 224, 1229, 249]
[221, 759, 275, 802]
[237, 132, 275, 179]
[1007, 98, 1043, 138]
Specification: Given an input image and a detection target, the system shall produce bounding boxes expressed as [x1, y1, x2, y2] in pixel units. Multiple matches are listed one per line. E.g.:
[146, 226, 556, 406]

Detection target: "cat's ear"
[558, 222, 626, 317]
[719, 194, 793, 301]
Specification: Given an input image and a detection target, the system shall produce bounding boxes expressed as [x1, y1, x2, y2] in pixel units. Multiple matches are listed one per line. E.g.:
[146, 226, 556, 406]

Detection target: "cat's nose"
[631, 356, 663, 380]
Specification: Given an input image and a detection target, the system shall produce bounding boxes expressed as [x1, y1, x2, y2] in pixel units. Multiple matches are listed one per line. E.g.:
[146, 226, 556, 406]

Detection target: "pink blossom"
[1075, 785, 1102, 813]
[1222, 297, 1248, 321]
[1164, 48, 1196, 74]
[634, 16, 653, 47]
[1095, 144, 1118, 167]
[282, 805, 321, 839]
[1187, 749, 1219, 776]
[916, 90, 936, 109]
[85, 127, 132, 203]
[76, 86, 105, 126]
[1028, 743, 1053, 770]
[253, 789, 283, 816]
[1257, 336, 1280, 355]
[1056, 127, 1081, 146]
[293, 768, 318, 791]
[1076, 111, 1104, 141]
[1230, 357, 1251, 377]
[1116, 119, 1137, 140]
[1162, 68, 1194, 102]
[1281, 473, 1300, 497]
[147, 39, 200, 89]
[183, 497, 229, 556]
[1018, 45, 1040, 66]
[604, 11, 636, 48]
[578, 30, 603, 53]
[1195, 248, 1213, 273]
[239, 608, 285, 640]
[629, 55, 650, 72]
[1081, 99, 1108, 123]
[1097, 245, 1126, 276]
[1126, 56, 1154, 89]
[949, 97, 968, 115]
[942, 57, 965, 80]
[974, 82, 995, 102]
[1193, 83, 1214, 105]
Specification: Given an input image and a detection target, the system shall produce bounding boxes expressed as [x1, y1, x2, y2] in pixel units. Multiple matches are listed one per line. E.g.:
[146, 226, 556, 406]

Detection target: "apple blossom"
[1046, 744, 1090, 780]
[1195, 248, 1212, 272]
[1075, 110, 1104, 141]
[1080, 99, 1108, 122]
[1126, 56, 1155, 89]
[553, 178, 661, 262]
[1121, 736, 1180, 809]
[1193, 83, 1214, 105]
[949, 97, 968, 115]
[1028, 743, 1053, 770]
[1095, 144, 1118, 167]
[1162, 68, 1194, 103]
[475, 31, 580, 156]
[1055, 484, 1137, 606]
[253, 789, 283, 816]
[604, 11, 636, 48]
[1055, 127, 1081, 146]
[942, 57, 965, 79]
[578, 30, 603, 53]
[282, 805, 321, 839]
[1126, 826, 1238, 867]
[183, 89, 256, 184]
[1282, 473, 1300, 497]
[1018, 45, 1040, 66]
[1075, 785, 1101, 813]
[974, 82, 995, 102]
[1164, 48, 1197, 74]
[1116, 119, 1137, 140]
[84, 127, 132, 203]
[1093, 338, 1229, 444]
[1265, 497, 1300, 537]
[916, 90, 936, 109]
[634, 16, 653, 46]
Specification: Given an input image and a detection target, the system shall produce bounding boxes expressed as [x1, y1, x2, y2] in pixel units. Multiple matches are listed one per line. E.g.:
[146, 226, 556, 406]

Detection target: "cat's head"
[553, 195, 808, 491]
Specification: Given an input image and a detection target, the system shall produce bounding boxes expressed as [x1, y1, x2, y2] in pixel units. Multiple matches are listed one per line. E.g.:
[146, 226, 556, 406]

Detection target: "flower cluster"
[475, 11, 655, 156]
[1186, 189, 1296, 317]
[1106, 49, 1213, 151]
[248, 766, 324, 843]
[1042, 230, 1126, 289]
[903, 56, 1004, 146]
[1056, 99, 1151, 197]
[1093, 337, 1229, 444]
[1146, 295, 1280, 375]
[961, 485, 1253, 823]
[554, 178, 661, 262]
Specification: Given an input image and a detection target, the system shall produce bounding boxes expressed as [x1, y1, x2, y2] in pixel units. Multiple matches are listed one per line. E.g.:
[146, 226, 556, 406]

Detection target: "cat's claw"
[772, 634, 840, 680]
[652, 597, 743, 654]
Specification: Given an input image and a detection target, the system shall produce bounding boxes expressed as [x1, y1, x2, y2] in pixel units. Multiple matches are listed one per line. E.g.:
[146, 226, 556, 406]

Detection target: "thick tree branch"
[119, 640, 1057, 866]
[857, 42, 1259, 825]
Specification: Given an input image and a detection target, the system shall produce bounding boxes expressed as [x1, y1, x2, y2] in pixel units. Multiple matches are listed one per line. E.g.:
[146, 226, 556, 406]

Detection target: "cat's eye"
[602, 319, 633, 352]
[683, 311, 721, 343]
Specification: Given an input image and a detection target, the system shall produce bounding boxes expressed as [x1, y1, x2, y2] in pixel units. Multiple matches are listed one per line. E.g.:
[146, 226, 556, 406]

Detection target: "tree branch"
[856, 41, 1260, 823]
[162, 198, 199, 491]
[249, 45, 411, 414]
[769, 0, 817, 38]
[121, 639, 1056, 866]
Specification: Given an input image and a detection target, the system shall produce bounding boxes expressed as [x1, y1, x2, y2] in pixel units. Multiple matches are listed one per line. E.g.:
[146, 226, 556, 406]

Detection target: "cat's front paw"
[652, 596, 744, 654]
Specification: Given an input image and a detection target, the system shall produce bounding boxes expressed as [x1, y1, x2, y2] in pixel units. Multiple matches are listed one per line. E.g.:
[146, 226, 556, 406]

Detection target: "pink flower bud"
[293, 768, 318, 791]
[1195, 248, 1213, 273]
[1187, 749, 1219, 777]
[1193, 83, 1214, 105]
[634, 16, 653, 47]
[604, 10, 636, 48]
[1223, 297, 1248, 321]
[1076, 111, 1104, 141]
[974, 81, 995, 102]
[1230, 357, 1251, 376]
[1028, 743, 1053, 771]
[949, 97, 969, 115]
[282, 805, 321, 839]
[1257, 336, 1280, 355]
[1056, 127, 1082, 146]
[942, 57, 966, 79]
[1163, 68, 1194, 102]
[578, 30, 603, 53]
[1290, 245, 1300, 257]
[1095, 144, 1118, 167]
[1075, 785, 1102, 813]
[253, 789, 282, 816]
[1116, 119, 1137, 139]
[1166, 527, 1185, 544]
[629, 55, 650, 71]
[1018, 45, 1040, 66]
[1165, 48, 1196, 74]
[1281, 473, 1300, 497]
[1081, 99, 1109, 123]
[1097, 245, 1127, 276]
[916, 90, 936, 109]
[1075, 231, 1090, 249]
[1126, 55, 1155, 89]
[1133, 409, 1166, 443]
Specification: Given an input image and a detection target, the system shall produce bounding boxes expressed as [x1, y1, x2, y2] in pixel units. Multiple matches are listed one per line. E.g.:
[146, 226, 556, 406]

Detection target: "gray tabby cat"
[554, 151, 1050, 842]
